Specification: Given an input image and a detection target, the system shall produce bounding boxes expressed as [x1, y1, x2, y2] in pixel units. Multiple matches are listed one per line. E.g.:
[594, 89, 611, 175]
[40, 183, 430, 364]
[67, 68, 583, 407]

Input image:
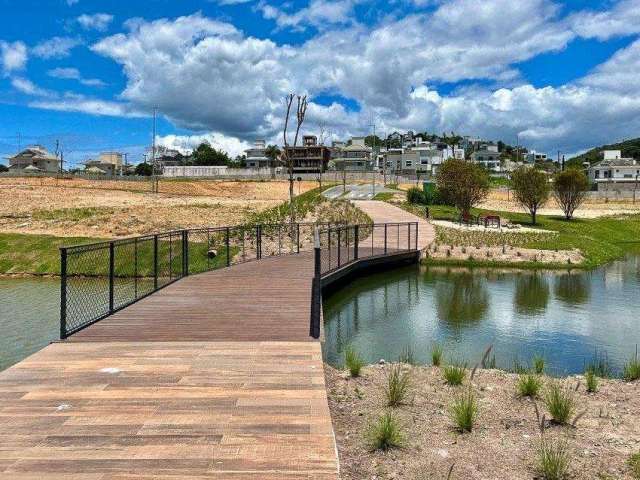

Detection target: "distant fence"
[1, 171, 425, 196]
[60, 222, 329, 338]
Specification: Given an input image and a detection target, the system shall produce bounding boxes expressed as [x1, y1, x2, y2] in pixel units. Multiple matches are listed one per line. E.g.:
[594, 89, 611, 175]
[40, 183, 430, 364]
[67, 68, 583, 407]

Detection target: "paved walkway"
[354, 200, 435, 251]
[0, 200, 432, 479]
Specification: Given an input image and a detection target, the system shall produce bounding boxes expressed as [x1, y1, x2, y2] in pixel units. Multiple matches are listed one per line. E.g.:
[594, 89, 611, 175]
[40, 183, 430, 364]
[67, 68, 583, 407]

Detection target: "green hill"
[568, 138, 640, 168]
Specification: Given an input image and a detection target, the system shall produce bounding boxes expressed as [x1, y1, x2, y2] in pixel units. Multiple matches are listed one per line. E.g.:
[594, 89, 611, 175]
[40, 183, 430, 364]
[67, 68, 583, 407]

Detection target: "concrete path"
[354, 200, 435, 251]
[323, 183, 395, 200]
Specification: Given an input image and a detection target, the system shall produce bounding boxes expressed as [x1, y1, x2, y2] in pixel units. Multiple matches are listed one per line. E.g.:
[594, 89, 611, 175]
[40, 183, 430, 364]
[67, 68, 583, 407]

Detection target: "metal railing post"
[407, 223, 411, 250]
[354, 225, 359, 260]
[256, 225, 262, 260]
[310, 228, 322, 339]
[415, 222, 419, 250]
[337, 228, 341, 268]
[225, 227, 231, 267]
[182, 230, 189, 277]
[108, 241, 115, 314]
[60, 247, 67, 340]
[153, 234, 158, 290]
[296, 223, 300, 253]
[384, 224, 388, 254]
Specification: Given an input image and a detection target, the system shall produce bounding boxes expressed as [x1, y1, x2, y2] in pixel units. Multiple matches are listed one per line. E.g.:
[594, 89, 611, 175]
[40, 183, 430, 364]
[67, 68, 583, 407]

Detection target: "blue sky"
[1, 0, 640, 167]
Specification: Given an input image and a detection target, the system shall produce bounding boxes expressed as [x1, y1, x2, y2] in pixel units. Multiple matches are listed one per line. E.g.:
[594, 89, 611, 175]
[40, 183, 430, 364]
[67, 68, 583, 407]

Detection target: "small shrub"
[585, 349, 613, 378]
[407, 187, 426, 205]
[533, 354, 545, 374]
[517, 372, 542, 398]
[543, 382, 576, 425]
[623, 348, 640, 382]
[366, 412, 404, 451]
[536, 436, 571, 480]
[431, 343, 443, 367]
[628, 452, 640, 479]
[398, 345, 416, 365]
[385, 364, 411, 407]
[443, 362, 467, 386]
[585, 370, 598, 393]
[344, 346, 364, 377]
[449, 387, 478, 433]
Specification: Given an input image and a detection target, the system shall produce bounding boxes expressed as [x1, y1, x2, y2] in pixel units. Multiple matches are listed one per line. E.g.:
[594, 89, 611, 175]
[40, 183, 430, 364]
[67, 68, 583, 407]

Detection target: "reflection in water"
[554, 273, 591, 306]
[514, 273, 549, 315]
[323, 256, 640, 375]
[432, 270, 489, 330]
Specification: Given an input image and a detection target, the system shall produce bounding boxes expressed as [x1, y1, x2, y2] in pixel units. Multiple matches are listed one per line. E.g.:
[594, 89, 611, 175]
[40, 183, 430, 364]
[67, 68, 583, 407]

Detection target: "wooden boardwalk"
[0, 201, 435, 480]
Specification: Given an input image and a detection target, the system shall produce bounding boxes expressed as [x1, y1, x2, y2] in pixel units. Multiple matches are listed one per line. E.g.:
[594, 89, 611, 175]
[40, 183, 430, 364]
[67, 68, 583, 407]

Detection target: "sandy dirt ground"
[326, 364, 640, 480]
[0, 179, 316, 238]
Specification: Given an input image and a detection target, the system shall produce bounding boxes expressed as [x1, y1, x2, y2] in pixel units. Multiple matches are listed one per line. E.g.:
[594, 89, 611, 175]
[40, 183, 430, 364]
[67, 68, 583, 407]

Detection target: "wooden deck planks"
[70, 253, 316, 343]
[0, 342, 338, 479]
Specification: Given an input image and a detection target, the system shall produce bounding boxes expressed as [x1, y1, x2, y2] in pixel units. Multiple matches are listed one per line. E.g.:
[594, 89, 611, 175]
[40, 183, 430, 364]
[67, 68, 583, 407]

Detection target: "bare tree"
[282, 94, 308, 223]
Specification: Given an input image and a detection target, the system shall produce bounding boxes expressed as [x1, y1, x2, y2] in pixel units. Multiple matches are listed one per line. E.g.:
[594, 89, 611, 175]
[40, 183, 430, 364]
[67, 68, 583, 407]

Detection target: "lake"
[0, 277, 60, 371]
[322, 255, 640, 375]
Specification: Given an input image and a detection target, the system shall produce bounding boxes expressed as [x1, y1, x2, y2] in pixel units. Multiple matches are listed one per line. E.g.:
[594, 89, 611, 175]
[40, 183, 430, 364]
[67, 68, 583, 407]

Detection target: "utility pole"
[369, 118, 376, 195]
[16, 132, 21, 152]
[152, 107, 158, 193]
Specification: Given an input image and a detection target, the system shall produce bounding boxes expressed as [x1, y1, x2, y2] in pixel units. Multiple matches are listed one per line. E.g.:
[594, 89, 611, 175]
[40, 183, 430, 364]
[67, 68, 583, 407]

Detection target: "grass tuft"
[533, 354, 545, 374]
[449, 387, 478, 432]
[384, 364, 411, 407]
[536, 436, 571, 480]
[443, 362, 467, 386]
[398, 345, 417, 365]
[517, 372, 542, 398]
[431, 343, 444, 367]
[543, 382, 576, 425]
[623, 347, 640, 382]
[585, 349, 613, 378]
[366, 411, 404, 451]
[628, 452, 640, 479]
[585, 370, 598, 393]
[344, 346, 364, 378]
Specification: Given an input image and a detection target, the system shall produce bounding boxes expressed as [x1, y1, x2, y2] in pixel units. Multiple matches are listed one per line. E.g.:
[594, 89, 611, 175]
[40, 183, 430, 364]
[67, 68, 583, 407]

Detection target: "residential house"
[525, 151, 548, 164]
[83, 152, 125, 175]
[5, 145, 60, 173]
[471, 144, 501, 172]
[283, 135, 331, 173]
[589, 150, 640, 191]
[244, 140, 272, 169]
[333, 137, 372, 171]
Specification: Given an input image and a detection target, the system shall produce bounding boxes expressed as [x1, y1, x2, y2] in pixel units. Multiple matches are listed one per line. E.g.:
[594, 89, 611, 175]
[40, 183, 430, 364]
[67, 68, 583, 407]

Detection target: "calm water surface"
[0, 277, 59, 371]
[323, 256, 640, 375]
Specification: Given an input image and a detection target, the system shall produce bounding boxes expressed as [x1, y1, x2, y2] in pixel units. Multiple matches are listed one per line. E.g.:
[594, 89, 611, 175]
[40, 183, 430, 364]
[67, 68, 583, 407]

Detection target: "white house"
[5, 145, 60, 173]
[525, 150, 548, 163]
[333, 137, 372, 171]
[471, 146, 501, 172]
[589, 150, 639, 190]
[244, 140, 272, 169]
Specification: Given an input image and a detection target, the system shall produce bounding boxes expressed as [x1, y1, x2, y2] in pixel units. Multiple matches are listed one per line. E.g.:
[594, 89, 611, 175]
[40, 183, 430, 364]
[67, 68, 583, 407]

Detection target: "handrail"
[60, 222, 335, 339]
[308, 221, 419, 338]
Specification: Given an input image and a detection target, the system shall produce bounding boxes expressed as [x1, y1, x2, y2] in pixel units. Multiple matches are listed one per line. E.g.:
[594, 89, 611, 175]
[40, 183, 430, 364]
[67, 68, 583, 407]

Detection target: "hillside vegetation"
[568, 137, 640, 167]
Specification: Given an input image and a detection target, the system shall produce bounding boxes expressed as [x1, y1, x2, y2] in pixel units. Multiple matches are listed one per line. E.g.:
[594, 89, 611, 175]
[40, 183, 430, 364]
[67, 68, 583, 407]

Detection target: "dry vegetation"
[0, 178, 317, 238]
[326, 363, 640, 479]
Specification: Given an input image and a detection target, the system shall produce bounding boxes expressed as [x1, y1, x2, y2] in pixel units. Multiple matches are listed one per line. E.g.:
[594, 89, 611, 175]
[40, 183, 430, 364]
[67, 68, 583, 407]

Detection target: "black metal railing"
[60, 222, 326, 338]
[309, 222, 419, 338]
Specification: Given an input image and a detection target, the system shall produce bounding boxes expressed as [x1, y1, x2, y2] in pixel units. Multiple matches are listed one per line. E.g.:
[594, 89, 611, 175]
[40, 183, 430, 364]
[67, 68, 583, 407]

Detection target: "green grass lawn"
[0, 233, 101, 275]
[400, 202, 640, 269]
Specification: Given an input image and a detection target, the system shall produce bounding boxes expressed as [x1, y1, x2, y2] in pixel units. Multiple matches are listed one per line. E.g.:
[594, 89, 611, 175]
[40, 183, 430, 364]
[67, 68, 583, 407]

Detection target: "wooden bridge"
[0, 201, 433, 479]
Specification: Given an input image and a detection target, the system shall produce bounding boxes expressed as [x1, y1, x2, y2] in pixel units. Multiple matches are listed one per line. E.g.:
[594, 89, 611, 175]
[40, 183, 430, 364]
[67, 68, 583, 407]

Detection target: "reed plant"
[431, 343, 443, 367]
[385, 364, 411, 407]
[623, 347, 640, 382]
[443, 362, 467, 386]
[449, 386, 478, 432]
[366, 411, 404, 451]
[585, 370, 598, 393]
[533, 354, 545, 374]
[536, 436, 571, 480]
[398, 345, 417, 365]
[628, 452, 640, 479]
[344, 346, 364, 377]
[517, 372, 542, 398]
[543, 382, 576, 425]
